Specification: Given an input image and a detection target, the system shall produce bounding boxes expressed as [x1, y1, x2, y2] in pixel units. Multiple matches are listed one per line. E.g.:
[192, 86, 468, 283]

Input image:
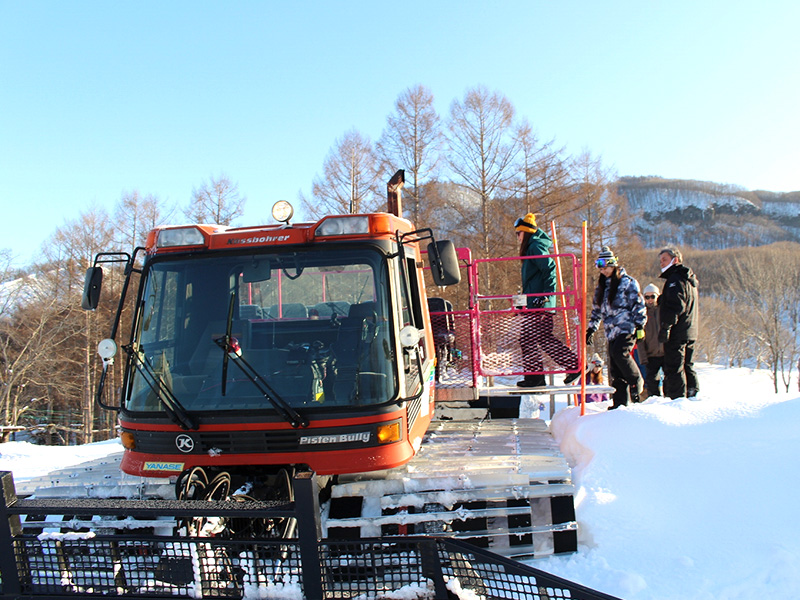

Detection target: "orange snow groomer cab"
[83, 176, 460, 484]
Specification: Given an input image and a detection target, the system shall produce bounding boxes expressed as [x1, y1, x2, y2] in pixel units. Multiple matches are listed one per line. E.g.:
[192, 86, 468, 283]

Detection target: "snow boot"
[629, 384, 641, 404]
[517, 374, 546, 388]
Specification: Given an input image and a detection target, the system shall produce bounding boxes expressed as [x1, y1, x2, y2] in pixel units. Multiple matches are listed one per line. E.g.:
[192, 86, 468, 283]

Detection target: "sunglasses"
[595, 258, 616, 268]
[644, 294, 657, 299]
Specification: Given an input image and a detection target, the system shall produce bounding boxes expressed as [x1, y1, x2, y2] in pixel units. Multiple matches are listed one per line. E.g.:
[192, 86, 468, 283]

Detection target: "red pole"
[580, 221, 588, 416]
[549, 221, 571, 347]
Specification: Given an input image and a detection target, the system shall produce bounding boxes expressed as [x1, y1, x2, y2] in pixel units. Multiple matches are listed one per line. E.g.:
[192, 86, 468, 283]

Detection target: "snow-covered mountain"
[617, 177, 800, 250]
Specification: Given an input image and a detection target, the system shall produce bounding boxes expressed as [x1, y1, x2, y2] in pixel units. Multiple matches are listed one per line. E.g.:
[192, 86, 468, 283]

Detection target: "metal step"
[480, 384, 615, 396]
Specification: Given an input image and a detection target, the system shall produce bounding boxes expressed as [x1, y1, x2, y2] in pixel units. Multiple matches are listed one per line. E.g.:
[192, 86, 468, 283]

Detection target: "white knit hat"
[643, 283, 660, 296]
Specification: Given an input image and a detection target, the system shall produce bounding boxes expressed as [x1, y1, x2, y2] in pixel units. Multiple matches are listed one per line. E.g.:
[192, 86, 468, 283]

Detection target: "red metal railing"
[427, 245, 588, 400]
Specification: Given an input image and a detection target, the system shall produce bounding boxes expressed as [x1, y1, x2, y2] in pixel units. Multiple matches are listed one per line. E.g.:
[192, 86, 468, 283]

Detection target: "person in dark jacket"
[641, 283, 664, 398]
[658, 247, 699, 399]
[586, 246, 646, 408]
[514, 213, 579, 387]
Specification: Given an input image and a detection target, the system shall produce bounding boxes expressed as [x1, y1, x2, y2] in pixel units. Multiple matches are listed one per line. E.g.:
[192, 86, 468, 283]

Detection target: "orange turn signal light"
[120, 431, 136, 450]
[376, 421, 401, 444]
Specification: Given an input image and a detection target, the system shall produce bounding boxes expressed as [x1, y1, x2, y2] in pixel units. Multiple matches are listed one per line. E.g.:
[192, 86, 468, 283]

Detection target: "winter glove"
[658, 327, 670, 344]
[585, 327, 596, 346]
[635, 327, 645, 340]
[530, 296, 546, 309]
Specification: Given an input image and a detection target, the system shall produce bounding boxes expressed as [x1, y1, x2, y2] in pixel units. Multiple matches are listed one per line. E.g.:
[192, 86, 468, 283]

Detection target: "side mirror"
[82, 267, 103, 310]
[427, 240, 461, 287]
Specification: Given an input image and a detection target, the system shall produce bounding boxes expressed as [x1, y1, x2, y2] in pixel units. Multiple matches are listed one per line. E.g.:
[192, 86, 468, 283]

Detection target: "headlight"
[272, 200, 294, 223]
[157, 227, 206, 248]
[316, 216, 370, 237]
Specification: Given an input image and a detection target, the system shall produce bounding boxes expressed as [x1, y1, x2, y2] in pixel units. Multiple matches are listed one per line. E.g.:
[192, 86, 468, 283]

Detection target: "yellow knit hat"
[514, 213, 538, 234]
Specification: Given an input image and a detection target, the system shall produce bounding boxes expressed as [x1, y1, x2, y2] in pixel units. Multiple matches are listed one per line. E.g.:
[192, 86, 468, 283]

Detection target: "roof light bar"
[316, 216, 370, 237]
[157, 227, 206, 248]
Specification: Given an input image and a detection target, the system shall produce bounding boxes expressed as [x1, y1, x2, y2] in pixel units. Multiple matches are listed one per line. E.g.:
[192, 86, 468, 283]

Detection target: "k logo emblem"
[176, 434, 195, 453]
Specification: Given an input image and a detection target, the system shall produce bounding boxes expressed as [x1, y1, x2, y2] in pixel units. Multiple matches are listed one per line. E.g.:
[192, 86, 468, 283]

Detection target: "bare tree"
[560, 150, 636, 258]
[185, 174, 246, 225]
[301, 129, 380, 218]
[719, 243, 800, 392]
[0, 291, 84, 435]
[0, 250, 17, 315]
[446, 86, 519, 260]
[509, 120, 572, 217]
[115, 190, 174, 254]
[375, 85, 444, 224]
[494, 120, 576, 260]
[38, 209, 116, 442]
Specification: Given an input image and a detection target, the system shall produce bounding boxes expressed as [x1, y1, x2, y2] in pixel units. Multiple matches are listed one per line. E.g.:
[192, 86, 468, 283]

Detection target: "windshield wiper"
[215, 293, 308, 428]
[220, 293, 235, 396]
[126, 347, 198, 430]
[213, 337, 309, 428]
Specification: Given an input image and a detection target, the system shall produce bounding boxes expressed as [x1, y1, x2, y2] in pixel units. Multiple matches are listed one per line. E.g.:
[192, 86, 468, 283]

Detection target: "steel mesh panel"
[437, 539, 619, 600]
[14, 537, 304, 598]
[319, 540, 430, 599]
[7, 536, 619, 600]
[442, 547, 571, 599]
[430, 310, 474, 388]
[317, 539, 618, 600]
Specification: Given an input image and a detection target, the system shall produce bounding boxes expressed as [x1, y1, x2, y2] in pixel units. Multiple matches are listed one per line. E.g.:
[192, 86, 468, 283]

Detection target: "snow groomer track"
[326, 417, 578, 558]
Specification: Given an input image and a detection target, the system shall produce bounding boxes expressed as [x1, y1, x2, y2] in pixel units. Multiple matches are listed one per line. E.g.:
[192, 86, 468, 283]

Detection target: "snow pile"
[538, 363, 800, 599]
[0, 437, 122, 481]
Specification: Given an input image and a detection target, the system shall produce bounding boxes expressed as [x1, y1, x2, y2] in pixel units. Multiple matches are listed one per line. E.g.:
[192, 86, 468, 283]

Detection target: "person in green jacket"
[515, 214, 579, 387]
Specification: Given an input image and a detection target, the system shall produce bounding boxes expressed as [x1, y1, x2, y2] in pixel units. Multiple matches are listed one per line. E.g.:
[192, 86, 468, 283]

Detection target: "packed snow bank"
[0, 437, 122, 482]
[539, 363, 800, 600]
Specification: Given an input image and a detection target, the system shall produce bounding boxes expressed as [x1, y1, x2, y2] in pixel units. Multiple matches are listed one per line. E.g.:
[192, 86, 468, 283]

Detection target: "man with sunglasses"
[585, 246, 646, 408]
[641, 283, 664, 398]
[658, 247, 699, 399]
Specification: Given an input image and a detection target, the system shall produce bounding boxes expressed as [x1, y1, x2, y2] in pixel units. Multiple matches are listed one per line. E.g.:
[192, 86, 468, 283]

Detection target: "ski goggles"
[514, 217, 536, 230]
[595, 258, 617, 268]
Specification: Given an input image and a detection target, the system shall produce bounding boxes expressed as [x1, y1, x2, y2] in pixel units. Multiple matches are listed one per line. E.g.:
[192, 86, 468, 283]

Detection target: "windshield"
[126, 247, 396, 414]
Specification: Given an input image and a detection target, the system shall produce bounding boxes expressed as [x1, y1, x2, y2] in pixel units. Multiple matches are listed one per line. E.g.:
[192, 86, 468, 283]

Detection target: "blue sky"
[2, 1, 798, 266]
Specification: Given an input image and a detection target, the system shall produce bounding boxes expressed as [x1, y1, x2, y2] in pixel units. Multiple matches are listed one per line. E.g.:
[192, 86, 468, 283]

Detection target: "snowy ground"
[1, 363, 798, 599]
[530, 363, 800, 600]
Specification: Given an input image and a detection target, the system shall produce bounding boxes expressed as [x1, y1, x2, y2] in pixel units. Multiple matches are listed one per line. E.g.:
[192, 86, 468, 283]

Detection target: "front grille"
[133, 424, 380, 455]
[406, 396, 421, 431]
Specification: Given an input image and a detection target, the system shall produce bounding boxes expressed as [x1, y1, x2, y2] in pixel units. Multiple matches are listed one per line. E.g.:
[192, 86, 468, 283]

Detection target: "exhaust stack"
[387, 170, 404, 217]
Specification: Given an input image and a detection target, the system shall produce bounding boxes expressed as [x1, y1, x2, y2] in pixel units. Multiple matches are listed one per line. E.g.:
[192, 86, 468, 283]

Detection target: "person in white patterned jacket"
[585, 246, 647, 409]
